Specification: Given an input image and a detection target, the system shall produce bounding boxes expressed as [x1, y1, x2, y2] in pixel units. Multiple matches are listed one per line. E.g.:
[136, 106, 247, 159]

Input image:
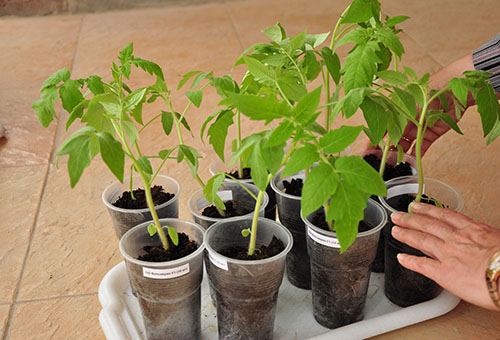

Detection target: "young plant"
[32, 43, 209, 251]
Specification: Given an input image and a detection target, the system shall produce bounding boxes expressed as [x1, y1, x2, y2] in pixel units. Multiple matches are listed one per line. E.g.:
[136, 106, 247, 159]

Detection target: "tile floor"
[1, 0, 499, 339]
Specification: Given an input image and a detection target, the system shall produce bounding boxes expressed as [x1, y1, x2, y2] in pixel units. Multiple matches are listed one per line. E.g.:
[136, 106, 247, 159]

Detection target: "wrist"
[485, 250, 500, 310]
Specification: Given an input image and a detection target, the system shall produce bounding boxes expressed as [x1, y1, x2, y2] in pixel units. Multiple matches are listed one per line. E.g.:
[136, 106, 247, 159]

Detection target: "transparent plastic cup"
[204, 217, 293, 340]
[378, 175, 463, 307]
[119, 218, 205, 340]
[187, 181, 268, 230]
[102, 175, 180, 239]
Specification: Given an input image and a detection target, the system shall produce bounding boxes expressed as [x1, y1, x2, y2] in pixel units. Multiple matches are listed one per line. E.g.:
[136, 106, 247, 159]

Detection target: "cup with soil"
[302, 199, 387, 329]
[204, 216, 293, 340]
[209, 157, 276, 220]
[102, 175, 180, 239]
[270, 168, 311, 289]
[378, 175, 463, 307]
[119, 218, 205, 340]
[363, 150, 417, 273]
[187, 181, 268, 230]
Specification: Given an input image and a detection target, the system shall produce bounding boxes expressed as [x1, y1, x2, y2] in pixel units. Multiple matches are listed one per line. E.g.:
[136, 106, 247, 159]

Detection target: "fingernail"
[391, 226, 400, 235]
[391, 212, 403, 222]
[410, 202, 424, 211]
[396, 253, 405, 262]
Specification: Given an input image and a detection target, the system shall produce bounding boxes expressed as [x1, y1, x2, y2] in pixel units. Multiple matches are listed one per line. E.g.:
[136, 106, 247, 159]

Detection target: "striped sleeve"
[473, 33, 500, 91]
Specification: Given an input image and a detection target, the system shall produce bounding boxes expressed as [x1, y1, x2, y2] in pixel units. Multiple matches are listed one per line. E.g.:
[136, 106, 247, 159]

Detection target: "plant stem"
[248, 173, 273, 256]
[414, 95, 429, 203]
[323, 202, 334, 232]
[379, 139, 391, 177]
[236, 110, 244, 179]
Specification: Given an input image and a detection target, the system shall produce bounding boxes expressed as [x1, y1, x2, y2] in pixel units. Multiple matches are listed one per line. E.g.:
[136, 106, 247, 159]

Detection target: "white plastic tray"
[99, 261, 460, 340]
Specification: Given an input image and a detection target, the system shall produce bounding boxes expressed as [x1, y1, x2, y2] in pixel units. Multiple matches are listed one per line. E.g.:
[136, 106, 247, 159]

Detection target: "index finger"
[410, 203, 476, 231]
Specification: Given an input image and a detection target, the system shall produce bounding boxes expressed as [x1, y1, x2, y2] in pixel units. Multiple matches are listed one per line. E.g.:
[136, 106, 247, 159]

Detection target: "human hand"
[390, 203, 500, 311]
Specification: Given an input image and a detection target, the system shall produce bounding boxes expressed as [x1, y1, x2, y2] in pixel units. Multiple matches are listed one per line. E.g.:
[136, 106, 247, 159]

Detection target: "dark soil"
[283, 178, 303, 196]
[363, 154, 413, 181]
[387, 194, 440, 212]
[311, 210, 373, 233]
[137, 232, 198, 262]
[219, 236, 285, 260]
[202, 199, 252, 218]
[112, 185, 174, 209]
[227, 167, 252, 180]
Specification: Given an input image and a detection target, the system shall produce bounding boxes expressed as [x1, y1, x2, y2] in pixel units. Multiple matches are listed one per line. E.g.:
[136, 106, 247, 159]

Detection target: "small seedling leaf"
[147, 223, 157, 236]
[167, 226, 179, 246]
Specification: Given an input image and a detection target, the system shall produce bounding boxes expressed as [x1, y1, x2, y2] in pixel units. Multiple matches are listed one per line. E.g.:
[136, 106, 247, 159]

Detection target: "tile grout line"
[2, 16, 86, 340]
[224, 3, 246, 51]
[15, 292, 98, 305]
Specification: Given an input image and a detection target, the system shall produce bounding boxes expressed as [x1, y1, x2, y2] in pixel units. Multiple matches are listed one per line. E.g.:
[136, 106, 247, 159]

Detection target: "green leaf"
[342, 0, 378, 23]
[211, 75, 238, 97]
[293, 86, 322, 124]
[191, 72, 212, 89]
[320, 125, 363, 154]
[41, 68, 70, 90]
[277, 70, 307, 101]
[161, 110, 174, 135]
[287, 31, 307, 53]
[282, 143, 319, 177]
[265, 121, 295, 147]
[97, 93, 122, 117]
[137, 156, 153, 175]
[449, 78, 469, 107]
[159, 148, 173, 160]
[59, 79, 84, 114]
[207, 110, 234, 161]
[57, 133, 93, 188]
[476, 84, 500, 136]
[375, 45, 392, 72]
[32, 86, 58, 128]
[186, 89, 203, 108]
[301, 163, 339, 218]
[81, 99, 114, 134]
[376, 70, 407, 85]
[304, 51, 321, 81]
[321, 47, 341, 84]
[98, 132, 125, 182]
[360, 96, 388, 145]
[228, 93, 290, 120]
[336, 27, 371, 47]
[132, 57, 165, 81]
[248, 139, 269, 191]
[393, 88, 417, 118]
[86, 75, 105, 95]
[341, 87, 365, 118]
[261, 137, 285, 175]
[242, 55, 275, 83]
[178, 144, 201, 178]
[386, 15, 410, 27]
[305, 32, 330, 48]
[125, 88, 147, 113]
[335, 156, 387, 196]
[147, 223, 157, 236]
[119, 43, 134, 64]
[327, 183, 370, 251]
[204, 173, 226, 204]
[486, 118, 500, 145]
[167, 226, 179, 246]
[122, 119, 139, 146]
[178, 70, 201, 90]
[263, 22, 286, 42]
[433, 112, 463, 135]
[374, 29, 404, 57]
[341, 42, 381, 92]
[407, 83, 425, 109]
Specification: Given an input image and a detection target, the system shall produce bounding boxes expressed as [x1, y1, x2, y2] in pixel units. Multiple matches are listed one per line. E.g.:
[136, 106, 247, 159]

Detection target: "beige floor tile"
[0, 15, 82, 91]
[0, 87, 59, 167]
[381, 0, 500, 66]
[71, 3, 244, 86]
[0, 165, 47, 304]
[7, 295, 104, 340]
[17, 162, 122, 300]
[0, 304, 11, 339]
[369, 301, 500, 340]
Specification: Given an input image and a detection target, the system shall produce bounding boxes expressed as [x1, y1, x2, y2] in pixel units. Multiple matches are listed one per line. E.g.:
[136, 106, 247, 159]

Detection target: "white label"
[307, 226, 340, 248]
[142, 263, 190, 279]
[217, 190, 233, 201]
[208, 251, 228, 271]
[387, 183, 424, 199]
